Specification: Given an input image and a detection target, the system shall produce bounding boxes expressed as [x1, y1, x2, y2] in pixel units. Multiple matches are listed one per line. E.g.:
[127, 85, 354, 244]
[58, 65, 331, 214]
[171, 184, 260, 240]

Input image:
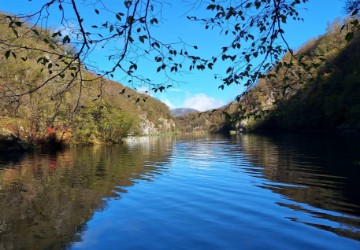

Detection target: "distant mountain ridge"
[171, 108, 199, 117]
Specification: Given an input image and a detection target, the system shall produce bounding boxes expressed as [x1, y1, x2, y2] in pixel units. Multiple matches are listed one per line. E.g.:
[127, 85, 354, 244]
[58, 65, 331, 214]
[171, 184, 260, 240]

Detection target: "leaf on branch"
[196, 64, 205, 70]
[207, 5, 215, 10]
[5, 50, 11, 59]
[52, 31, 61, 37]
[129, 63, 137, 70]
[116, 13, 123, 21]
[150, 18, 158, 25]
[63, 35, 70, 44]
[124, 1, 132, 8]
[145, 39, 154, 47]
[345, 32, 354, 42]
[139, 35, 148, 43]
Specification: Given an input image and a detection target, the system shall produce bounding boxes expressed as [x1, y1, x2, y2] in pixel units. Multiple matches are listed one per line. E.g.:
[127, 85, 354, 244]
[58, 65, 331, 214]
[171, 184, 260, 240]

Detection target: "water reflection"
[235, 133, 360, 240]
[0, 136, 175, 250]
[1, 133, 359, 249]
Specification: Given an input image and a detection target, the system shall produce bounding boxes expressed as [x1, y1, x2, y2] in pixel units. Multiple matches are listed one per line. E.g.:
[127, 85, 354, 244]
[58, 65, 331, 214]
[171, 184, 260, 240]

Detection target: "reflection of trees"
[236, 133, 360, 240]
[0, 136, 174, 249]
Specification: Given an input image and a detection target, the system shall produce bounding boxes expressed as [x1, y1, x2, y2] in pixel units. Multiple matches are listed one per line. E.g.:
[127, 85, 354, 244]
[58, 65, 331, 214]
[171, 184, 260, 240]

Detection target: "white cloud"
[136, 86, 152, 96]
[162, 99, 176, 109]
[183, 93, 225, 112]
[168, 88, 182, 93]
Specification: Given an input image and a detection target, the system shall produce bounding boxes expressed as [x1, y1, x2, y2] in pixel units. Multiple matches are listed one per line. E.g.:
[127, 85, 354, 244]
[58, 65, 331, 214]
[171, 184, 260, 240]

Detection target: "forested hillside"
[176, 19, 360, 133]
[1, 12, 359, 146]
[238, 20, 360, 131]
[0, 13, 174, 148]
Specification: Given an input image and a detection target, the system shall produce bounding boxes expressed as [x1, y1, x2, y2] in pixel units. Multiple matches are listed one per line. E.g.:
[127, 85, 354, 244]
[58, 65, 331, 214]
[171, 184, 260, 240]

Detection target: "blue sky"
[1, 0, 347, 111]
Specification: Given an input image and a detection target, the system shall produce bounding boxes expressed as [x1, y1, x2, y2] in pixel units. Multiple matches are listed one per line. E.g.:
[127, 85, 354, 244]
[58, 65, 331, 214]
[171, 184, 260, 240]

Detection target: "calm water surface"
[0, 133, 359, 249]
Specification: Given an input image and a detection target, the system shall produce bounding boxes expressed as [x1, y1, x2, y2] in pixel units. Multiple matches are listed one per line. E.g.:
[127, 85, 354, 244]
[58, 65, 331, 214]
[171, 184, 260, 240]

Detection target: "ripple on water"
[1, 135, 359, 249]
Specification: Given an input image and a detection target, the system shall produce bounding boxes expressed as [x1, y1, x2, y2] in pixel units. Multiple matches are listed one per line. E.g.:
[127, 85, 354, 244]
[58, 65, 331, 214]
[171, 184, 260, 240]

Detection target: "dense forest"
[0, 13, 174, 149]
[176, 19, 360, 133]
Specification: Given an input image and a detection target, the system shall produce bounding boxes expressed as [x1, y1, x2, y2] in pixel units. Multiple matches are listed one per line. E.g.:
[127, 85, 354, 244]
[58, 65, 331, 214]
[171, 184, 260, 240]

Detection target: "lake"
[0, 133, 359, 249]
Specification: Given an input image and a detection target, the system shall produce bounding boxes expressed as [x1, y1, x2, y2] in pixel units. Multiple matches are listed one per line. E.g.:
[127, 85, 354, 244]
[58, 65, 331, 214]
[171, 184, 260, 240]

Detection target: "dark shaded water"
[0, 134, 359, 249]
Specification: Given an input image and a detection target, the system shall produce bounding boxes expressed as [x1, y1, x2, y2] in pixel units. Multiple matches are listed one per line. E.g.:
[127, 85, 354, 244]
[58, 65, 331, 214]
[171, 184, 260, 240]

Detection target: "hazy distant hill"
[171, 108, 199, 117]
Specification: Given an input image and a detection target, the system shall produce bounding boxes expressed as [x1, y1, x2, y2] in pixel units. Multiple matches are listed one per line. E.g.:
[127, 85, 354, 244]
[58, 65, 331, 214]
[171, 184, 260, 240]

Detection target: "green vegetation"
[240, 19, 360, 131]
[2, 12, 358, 143]
[174, 110, 228, 134]
[175, 19, 360, 133]
[0, 13, 174, 148]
